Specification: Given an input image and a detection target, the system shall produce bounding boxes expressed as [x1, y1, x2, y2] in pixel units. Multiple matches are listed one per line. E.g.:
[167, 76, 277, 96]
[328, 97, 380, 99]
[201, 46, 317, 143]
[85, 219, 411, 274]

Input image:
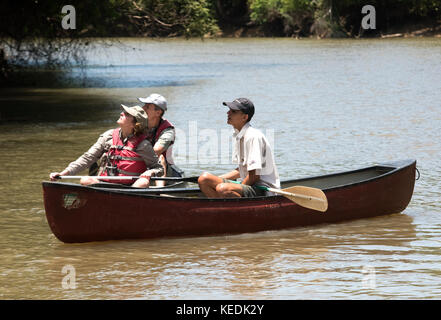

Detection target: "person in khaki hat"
[138, 93, 176, 187]
[50, 105, 163, 188]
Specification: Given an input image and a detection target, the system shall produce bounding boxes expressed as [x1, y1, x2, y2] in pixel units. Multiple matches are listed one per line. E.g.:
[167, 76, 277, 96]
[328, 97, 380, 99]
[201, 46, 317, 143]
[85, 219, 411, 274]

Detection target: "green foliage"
[248, 0, 316, 35]
[0, 0, 218, 41]
[328, 0, 441, 36]
[133, 0, 219, 37]
[247, 0, 441, 36]
[249, 0, 316, 23]
[0, 0, 218, 75]
[248, 0, 280, 24]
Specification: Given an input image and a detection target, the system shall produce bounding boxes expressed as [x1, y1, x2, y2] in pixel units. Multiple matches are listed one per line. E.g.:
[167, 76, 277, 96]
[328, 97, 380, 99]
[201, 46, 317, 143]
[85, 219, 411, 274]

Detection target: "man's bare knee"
[216, 183, 242, 198]
[198, 172, 213, 186]
[215, 183, 229, 195]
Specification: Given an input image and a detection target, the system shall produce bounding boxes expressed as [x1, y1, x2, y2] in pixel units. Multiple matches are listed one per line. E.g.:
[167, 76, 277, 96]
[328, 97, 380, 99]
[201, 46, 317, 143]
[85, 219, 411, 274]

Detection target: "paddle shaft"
[57, 175, 199, 182]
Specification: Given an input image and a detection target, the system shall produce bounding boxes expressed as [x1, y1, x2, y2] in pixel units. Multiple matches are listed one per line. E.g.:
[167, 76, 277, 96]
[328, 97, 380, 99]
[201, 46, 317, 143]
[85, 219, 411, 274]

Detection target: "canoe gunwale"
[42, 159, 416, 203]
[285, 159, 416, 193]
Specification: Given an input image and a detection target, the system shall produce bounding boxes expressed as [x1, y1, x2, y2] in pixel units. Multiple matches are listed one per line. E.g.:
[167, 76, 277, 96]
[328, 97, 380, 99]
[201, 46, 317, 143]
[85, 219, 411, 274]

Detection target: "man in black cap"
[198, 98, 280, 198]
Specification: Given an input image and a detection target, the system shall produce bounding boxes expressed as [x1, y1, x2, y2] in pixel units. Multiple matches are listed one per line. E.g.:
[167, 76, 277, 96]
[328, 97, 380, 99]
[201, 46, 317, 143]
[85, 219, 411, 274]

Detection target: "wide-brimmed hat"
[121, 104, 148, 128]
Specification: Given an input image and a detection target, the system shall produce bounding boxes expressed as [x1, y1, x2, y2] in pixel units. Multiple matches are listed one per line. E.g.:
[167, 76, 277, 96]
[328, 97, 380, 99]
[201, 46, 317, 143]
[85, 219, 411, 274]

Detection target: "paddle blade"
[282, 186, 328, 212]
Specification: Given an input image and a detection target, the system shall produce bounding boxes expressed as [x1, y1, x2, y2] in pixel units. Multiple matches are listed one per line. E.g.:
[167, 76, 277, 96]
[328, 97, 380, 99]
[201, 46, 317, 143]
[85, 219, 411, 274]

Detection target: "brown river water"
[0, 38, 440, 299]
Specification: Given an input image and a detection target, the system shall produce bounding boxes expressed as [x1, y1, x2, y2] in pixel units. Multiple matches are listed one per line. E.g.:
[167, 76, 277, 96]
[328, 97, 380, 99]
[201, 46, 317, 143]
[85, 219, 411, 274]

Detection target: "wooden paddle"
[227, 180, 328, 212]
[56, 175, 200, 183]
[256, 185, 328, 212]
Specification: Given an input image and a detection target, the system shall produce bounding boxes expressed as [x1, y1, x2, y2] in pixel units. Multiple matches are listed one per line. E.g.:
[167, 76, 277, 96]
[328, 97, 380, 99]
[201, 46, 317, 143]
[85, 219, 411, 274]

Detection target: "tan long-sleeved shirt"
[64, 129, 164, 177]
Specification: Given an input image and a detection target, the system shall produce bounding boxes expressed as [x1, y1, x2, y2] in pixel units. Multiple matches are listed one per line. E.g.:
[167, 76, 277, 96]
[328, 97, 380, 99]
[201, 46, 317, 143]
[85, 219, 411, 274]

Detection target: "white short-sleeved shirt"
[232, 122, 280, 192]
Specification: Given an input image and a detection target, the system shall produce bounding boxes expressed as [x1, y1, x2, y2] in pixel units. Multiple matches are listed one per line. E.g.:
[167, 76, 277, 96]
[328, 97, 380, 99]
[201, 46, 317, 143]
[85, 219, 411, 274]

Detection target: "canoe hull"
[43, 160, 416, 243]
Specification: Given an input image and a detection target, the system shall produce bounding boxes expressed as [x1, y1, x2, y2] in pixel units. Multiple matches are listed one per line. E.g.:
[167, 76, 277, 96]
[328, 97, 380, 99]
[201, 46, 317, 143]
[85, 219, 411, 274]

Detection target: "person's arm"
[242, 169, 260, 186]
[133, 140, 164, 187]
[153, 145, 166, 156]
[50, 129, 111, 180]
[153, 127, 175, 156]
[219, 168, 240, 180]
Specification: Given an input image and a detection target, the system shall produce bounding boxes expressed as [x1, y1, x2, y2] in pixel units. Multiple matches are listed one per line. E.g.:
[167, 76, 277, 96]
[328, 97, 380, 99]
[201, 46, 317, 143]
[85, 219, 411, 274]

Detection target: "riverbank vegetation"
[1, 0, 440, 86]
[245, 0, 441, 37]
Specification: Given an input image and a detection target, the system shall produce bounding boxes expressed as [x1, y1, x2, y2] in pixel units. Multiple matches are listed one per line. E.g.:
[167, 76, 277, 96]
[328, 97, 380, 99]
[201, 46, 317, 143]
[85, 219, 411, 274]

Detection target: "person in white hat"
[50, 105, 163, 188]
[138, 93, 176, 186]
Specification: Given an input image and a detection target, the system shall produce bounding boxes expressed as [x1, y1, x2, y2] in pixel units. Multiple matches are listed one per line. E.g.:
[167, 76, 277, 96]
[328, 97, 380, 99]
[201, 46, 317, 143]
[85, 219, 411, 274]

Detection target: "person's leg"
[217, 183, 265, 198]
[80, 176, 101, 185]
[198, 172, 225, 198]
[132, 176, 150, 188]
[215, 182, 244, 198]
[241, 184, 266, 198]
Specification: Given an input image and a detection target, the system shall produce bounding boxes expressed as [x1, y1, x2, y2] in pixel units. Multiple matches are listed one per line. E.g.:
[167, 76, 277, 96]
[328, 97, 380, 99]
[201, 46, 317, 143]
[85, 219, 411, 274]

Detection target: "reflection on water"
[0, 212, 425, 299]
[0, 88, 115, 123]
[1, 38, 441, 299]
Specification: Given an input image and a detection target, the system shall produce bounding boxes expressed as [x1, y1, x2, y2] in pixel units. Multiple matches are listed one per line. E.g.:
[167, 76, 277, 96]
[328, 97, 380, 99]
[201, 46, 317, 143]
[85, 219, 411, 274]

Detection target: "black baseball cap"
[223, 98, 255, 120]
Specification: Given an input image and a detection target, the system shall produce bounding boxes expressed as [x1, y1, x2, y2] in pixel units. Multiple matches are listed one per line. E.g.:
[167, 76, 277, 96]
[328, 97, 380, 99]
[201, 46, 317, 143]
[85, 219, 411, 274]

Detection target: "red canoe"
[42, 159, 416, 243]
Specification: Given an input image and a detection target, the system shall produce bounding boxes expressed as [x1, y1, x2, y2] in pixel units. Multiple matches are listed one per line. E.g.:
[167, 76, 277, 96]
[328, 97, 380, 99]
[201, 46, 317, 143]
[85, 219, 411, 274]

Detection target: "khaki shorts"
[222, 179, 266, 198]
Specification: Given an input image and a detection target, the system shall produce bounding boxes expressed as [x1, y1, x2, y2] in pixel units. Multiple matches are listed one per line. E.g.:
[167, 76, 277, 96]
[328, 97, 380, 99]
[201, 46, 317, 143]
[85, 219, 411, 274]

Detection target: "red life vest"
[100, 129, 147, 185]
[147, 118, 174, 163]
